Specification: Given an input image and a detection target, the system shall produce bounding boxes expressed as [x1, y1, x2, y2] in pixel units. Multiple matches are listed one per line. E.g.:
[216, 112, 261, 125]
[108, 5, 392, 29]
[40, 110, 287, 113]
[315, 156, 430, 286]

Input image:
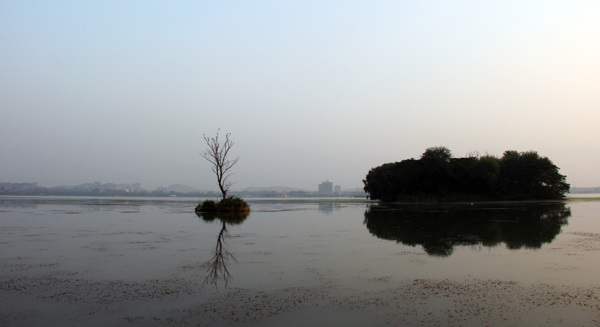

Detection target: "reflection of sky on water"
[2, 197, 600, 289]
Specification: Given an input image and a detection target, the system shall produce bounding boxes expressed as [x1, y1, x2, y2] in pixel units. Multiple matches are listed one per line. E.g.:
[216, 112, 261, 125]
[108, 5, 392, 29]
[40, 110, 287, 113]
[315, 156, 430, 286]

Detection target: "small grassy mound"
[195, 197, 250, 213]
[197, 200, 218, 212]
[217, 197, 250, 212]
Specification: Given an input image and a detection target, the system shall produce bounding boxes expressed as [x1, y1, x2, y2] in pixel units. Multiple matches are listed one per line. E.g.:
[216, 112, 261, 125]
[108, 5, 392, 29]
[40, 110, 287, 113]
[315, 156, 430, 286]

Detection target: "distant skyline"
[2, 1, 599, 190]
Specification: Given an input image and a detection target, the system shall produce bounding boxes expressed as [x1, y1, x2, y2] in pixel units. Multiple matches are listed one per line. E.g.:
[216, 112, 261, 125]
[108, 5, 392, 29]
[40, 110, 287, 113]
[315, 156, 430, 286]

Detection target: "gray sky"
[1, 1, 599, 191]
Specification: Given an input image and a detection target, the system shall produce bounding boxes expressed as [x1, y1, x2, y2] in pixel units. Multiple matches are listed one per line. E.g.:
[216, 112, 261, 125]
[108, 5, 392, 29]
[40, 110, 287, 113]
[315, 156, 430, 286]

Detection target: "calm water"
[1, 196, 600, 325]
[2, 196, 599, 287]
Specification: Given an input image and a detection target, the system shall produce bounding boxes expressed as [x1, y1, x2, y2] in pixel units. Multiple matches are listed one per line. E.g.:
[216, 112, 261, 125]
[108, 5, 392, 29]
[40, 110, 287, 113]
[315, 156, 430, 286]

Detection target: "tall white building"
[334, 185, 341, 196]
[318, 180, 333, 196]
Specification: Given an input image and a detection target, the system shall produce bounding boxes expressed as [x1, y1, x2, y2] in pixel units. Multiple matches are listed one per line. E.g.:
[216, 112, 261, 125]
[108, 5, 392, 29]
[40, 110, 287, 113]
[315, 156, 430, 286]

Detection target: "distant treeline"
[0, 186, 217, 198]
[0, 182, 365, 198]
[570, 187, 600, 194]
[363, 146, 570, 202]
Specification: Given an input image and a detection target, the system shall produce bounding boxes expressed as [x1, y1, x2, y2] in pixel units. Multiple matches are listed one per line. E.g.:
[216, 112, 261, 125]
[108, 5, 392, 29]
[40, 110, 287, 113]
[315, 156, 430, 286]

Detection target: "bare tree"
[202, 129, 239, 200]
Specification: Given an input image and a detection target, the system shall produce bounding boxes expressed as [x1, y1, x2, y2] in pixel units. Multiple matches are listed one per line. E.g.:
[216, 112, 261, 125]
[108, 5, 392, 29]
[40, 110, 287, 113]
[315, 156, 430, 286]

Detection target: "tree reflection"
[364, 202, 571, 257]
[196, 212, 248, 288]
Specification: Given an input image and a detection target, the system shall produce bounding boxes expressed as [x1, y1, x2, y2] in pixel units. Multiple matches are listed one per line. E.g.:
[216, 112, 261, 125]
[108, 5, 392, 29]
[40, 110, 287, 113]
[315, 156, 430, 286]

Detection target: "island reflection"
[364, 202, 571, 257]
[196, 212, 249, 287]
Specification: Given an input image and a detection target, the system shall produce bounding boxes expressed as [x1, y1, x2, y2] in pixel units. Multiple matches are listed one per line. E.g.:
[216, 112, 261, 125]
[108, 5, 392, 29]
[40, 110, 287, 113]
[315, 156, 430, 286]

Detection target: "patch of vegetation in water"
[195, 197, 250, 213]
[364, 146, 570, 202]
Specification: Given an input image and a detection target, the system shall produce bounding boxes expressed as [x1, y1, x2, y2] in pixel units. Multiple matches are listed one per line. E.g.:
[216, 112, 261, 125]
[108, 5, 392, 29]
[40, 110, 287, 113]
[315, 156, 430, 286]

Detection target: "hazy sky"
[1, 1, 599, 191]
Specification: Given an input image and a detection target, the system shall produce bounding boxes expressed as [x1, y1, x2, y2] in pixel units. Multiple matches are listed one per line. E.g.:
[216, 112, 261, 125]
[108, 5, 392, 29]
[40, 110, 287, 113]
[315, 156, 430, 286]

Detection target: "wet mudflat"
[1, 196, 599, 326]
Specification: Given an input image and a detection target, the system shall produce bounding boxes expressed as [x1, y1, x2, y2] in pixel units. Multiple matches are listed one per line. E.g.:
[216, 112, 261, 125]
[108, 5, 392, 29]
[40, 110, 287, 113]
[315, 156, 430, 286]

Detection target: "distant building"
[334, 185, 341, 196]
[318, 180, 333, 196]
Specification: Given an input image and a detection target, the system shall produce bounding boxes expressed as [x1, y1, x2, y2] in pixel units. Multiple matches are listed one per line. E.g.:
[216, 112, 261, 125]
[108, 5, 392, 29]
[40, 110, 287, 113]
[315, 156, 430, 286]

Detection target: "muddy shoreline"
[2, 271, 599, 326]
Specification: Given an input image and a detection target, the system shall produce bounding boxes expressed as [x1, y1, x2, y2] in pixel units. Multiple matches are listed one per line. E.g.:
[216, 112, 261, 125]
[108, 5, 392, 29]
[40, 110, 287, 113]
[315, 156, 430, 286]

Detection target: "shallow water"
[1, 196, 599, 326]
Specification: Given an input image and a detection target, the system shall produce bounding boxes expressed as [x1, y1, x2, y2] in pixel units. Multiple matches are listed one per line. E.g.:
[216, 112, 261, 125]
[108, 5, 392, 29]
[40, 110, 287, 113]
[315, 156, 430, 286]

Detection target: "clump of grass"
[217, 197, 249, 212]
[195, 197, 250, 213]
[196, 200, 218, 213]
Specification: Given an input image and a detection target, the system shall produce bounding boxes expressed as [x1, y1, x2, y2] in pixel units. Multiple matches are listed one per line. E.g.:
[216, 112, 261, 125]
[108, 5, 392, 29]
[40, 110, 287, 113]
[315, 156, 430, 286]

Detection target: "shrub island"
[363, 146, 570, 202]
[195, 196, 250, 213]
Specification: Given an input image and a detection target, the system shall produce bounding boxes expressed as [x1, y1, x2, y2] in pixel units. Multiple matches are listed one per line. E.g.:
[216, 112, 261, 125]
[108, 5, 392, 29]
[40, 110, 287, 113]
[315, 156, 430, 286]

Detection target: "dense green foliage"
[363, 147, 570, 202]
[195, 196, 250, 213]
[197, 199, 218, 212]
